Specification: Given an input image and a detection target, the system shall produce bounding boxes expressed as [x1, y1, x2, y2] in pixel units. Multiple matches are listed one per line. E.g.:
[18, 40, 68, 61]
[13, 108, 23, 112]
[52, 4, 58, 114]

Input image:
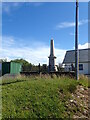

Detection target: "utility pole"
[75, 0, 79, 80]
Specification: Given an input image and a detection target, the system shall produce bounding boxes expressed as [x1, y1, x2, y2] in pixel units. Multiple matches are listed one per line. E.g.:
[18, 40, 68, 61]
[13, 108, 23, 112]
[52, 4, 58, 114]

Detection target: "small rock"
[80, 104, 83, 107]
[72, 94, 74, 97]
[80, 87, 84, 91]
[84, 105, 88, 109]
[70, 100, 73, 102]
[83, 110, 88, 115]
[73, 100, 77, 104]
[84, 87, 88, 90]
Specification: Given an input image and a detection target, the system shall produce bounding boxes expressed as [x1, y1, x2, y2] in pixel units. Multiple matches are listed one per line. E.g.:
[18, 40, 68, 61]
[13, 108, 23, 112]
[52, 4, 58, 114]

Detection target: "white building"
[63, 48, 90, 75]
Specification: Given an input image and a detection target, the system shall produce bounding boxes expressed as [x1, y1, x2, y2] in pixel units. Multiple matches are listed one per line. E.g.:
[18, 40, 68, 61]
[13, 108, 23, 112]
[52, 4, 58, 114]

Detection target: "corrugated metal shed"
[0, 63, 2, 76]
[0, 63, 2, 71]
[10, 62, 22, 74]
[63, 48, 90, 64]
[2, 62, 22, 75]
[2, 62, 10, 75]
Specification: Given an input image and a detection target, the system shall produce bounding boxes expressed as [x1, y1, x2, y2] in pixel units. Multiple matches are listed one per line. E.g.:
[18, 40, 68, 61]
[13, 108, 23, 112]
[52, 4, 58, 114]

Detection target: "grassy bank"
[2, 75, 89, 119]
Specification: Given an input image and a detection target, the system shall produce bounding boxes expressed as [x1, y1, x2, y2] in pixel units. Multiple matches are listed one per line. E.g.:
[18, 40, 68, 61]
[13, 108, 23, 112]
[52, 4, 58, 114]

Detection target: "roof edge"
[66, 48, 90, 52]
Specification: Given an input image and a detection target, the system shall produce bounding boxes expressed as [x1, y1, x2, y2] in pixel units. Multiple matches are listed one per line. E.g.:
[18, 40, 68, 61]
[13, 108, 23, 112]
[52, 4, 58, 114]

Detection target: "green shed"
[2, 62, 22, 75]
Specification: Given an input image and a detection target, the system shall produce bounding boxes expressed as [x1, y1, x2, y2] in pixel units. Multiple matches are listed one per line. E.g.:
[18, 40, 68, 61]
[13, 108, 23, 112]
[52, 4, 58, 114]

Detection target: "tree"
[0, 59, 7, 62]
[11, 59, 32, 71]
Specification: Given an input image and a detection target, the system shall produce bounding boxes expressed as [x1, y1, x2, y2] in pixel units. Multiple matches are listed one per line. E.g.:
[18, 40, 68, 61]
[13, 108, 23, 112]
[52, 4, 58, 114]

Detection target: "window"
[79, 64, 83, 70]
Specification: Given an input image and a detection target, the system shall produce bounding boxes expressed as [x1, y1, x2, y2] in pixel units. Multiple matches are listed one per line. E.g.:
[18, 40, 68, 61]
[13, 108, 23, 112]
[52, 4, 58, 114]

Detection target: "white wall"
[79, 63, 88, 75]
[64, 62, 89, 75]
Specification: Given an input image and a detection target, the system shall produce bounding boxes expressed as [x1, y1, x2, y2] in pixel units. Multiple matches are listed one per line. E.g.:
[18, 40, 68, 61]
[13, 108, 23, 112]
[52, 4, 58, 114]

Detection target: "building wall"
[64, 64, 72, 72]
[79, 63, 88, 75]
[88, 62, 90, 75]
[64, 62, 89, 75]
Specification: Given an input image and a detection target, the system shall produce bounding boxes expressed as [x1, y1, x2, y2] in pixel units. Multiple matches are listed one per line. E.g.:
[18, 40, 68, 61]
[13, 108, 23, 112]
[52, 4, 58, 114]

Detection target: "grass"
[1, 75, 89, 119]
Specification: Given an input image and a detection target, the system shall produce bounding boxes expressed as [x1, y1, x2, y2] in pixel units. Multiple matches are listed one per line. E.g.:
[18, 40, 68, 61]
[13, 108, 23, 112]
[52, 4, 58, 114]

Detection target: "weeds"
[2, 74, 88, 119]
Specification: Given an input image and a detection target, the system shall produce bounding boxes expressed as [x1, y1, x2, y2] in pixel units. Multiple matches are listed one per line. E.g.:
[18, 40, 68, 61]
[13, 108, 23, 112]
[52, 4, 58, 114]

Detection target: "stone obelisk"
[48, 39, 56, 72]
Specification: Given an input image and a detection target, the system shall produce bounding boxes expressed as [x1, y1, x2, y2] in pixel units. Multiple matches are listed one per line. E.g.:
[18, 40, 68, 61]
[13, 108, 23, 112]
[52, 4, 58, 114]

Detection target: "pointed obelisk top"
[50, 39, 54, 56]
